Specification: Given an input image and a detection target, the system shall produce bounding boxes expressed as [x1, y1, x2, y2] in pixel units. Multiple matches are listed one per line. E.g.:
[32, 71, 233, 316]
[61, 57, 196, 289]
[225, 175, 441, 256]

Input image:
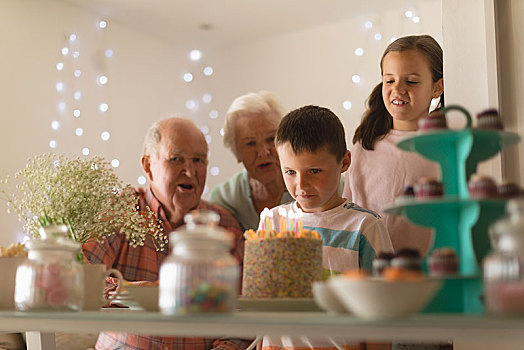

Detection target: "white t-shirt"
[262, 200, 393, 272]
[343, 130, 441, 255]
[261, 200, 393, 350]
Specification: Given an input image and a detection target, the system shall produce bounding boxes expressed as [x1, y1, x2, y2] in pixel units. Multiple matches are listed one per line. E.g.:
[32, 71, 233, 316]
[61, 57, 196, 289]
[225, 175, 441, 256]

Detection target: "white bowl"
[312, 281, 349, 314]
[329, 275, 442, 320]
[125, 285, 159, 311]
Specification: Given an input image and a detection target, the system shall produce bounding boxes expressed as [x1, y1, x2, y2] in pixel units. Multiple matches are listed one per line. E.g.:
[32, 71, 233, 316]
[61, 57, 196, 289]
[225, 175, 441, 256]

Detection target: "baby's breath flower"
[0, 153, 166, 250]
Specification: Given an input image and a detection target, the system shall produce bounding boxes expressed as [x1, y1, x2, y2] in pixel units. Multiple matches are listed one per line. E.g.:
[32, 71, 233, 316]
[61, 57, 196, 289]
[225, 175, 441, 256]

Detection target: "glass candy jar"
[484, 198, 524, 314]
[159, 210, 239, 315]
[15, 225, 84, 311]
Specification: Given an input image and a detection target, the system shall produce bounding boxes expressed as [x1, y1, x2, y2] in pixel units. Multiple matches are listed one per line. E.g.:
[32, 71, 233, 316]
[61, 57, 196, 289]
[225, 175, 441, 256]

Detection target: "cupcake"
[476, 109, 503, 130]
[428, 248, 459, 277]
[497, 181, 522, 199]
[372, 252, 395, 276]
[396, 185, 415, 203]
[414, 177, 444, 198]
[418, 110, 448, 131]
[342, 268, 369, 280]
[468, 174, 498, 198]
[390, 248, 422, 272]
[382, 266, 423, 281]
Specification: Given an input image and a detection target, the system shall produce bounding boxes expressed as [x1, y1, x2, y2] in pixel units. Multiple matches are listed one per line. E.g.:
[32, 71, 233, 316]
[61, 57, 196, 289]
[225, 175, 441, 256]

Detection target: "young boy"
[270, 104, 392, 272]
[262, 105, 393, 350]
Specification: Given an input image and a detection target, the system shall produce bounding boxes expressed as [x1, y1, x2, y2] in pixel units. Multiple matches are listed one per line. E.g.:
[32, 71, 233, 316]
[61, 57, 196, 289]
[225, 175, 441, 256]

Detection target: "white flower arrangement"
[0, 153, 167, 251]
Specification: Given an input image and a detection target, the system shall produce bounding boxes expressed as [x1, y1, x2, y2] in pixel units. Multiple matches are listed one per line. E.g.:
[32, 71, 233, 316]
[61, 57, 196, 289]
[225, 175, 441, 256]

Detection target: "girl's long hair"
[353, 35, 444, 150]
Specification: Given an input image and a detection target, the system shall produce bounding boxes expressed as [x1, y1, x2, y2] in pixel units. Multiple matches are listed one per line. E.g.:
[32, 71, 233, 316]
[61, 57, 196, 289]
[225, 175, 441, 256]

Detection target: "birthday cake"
[242, 228, 322, 298]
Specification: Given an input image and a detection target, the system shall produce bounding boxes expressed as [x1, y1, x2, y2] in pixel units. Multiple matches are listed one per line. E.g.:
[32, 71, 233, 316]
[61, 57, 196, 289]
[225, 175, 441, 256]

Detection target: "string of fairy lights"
[50, 9, 425, 190]
[52, 20, 115, 164]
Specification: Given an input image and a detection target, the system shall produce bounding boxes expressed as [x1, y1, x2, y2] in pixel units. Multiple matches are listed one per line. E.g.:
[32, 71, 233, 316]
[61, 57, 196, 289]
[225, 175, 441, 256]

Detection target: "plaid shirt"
[82, 186, 249, 350]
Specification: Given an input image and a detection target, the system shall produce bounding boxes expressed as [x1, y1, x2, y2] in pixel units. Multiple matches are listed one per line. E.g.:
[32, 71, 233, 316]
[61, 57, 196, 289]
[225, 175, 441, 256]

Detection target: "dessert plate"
[237, 297, 321, 312]
[107, 290, 143, 310]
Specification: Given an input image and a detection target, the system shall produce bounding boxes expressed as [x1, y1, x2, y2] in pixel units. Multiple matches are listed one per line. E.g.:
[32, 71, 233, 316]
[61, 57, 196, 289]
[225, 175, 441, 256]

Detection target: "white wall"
[0, 0, 441, 246]
[442, 0, 524, 184]
[442, 1, 499, 111]
[441, 0, 503, 180]
[495, 0, 524, 183]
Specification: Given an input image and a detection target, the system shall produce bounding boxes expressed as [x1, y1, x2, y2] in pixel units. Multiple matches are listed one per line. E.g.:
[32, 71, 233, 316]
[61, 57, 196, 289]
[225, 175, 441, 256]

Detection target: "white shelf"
[3, 310, 524, 349]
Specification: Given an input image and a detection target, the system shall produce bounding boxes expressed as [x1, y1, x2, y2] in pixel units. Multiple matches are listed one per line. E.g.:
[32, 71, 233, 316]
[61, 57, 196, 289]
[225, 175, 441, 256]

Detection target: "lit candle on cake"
[267, 210, 273, 231]
[287, 210, 295, 235]
[294, 212, 299, 236]
[260, 207, 269, 231]
[296, 208, 303, 234]
[278, 207, 287, 233]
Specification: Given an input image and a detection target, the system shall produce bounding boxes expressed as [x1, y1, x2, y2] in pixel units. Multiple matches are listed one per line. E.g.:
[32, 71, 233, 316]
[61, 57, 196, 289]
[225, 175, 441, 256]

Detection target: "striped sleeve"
[359, 219, 393, 271]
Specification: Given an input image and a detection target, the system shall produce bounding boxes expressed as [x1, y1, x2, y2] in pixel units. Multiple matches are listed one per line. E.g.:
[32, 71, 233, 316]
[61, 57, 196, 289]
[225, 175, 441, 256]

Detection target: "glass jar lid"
[490, 198, 524, 253]
[25, 224, 80, 252]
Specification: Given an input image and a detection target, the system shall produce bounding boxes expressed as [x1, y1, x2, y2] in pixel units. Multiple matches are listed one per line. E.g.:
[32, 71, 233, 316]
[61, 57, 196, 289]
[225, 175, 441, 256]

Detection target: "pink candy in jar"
[14, 225, 84, 311]
[485, 281, 524, 314]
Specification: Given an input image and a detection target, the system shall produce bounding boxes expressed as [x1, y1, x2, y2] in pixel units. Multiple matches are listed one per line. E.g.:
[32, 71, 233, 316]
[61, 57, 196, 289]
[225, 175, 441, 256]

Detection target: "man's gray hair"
[142, 119, 163, 158]
[142, 117, 207, 158]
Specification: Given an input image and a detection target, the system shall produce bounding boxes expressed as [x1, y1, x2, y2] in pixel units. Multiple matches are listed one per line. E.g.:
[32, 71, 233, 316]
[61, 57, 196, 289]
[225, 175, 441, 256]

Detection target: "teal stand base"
[472, 201, 507, 265]
[385, 106, 521, 316]
[423, 276, 484, 314]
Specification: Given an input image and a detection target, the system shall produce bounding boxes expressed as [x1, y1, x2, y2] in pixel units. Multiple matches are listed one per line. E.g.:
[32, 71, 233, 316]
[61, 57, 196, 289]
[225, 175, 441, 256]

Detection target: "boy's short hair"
[275, 105, 347, 162]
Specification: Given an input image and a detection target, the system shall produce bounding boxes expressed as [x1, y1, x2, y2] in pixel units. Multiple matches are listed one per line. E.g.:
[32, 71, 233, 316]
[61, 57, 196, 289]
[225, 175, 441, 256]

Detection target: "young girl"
[343, 35, 444, 256]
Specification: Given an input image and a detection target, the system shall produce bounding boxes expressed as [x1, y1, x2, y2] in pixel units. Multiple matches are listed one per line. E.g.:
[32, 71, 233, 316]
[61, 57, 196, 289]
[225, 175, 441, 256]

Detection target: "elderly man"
[82, 117, 248, 350]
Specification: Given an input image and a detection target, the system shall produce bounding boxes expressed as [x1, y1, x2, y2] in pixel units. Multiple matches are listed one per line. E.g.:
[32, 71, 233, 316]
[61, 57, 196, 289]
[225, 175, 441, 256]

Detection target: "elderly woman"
[210, 91, 293, 231]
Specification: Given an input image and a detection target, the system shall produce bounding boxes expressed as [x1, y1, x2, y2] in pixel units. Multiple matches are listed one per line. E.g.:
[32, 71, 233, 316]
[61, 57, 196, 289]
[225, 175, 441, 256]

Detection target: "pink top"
[343, 130, 440, 255]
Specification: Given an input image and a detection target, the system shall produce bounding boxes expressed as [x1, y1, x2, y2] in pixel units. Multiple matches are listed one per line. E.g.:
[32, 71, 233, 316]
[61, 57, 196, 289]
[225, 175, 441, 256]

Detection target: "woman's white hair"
[223, 91, 285, 159]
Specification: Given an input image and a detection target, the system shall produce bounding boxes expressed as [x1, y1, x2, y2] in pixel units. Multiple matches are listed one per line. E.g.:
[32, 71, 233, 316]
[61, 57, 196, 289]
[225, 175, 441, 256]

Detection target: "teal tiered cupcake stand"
[383, 105, 520, 314]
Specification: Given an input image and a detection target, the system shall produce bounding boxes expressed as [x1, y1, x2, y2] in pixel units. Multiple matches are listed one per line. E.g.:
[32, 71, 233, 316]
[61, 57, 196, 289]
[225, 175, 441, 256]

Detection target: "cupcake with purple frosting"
[476, 109, 503, 130]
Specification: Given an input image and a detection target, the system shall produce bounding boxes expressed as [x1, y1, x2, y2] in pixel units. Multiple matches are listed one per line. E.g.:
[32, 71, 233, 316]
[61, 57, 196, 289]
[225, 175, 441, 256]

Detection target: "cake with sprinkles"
[241, 229, 322, 298]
